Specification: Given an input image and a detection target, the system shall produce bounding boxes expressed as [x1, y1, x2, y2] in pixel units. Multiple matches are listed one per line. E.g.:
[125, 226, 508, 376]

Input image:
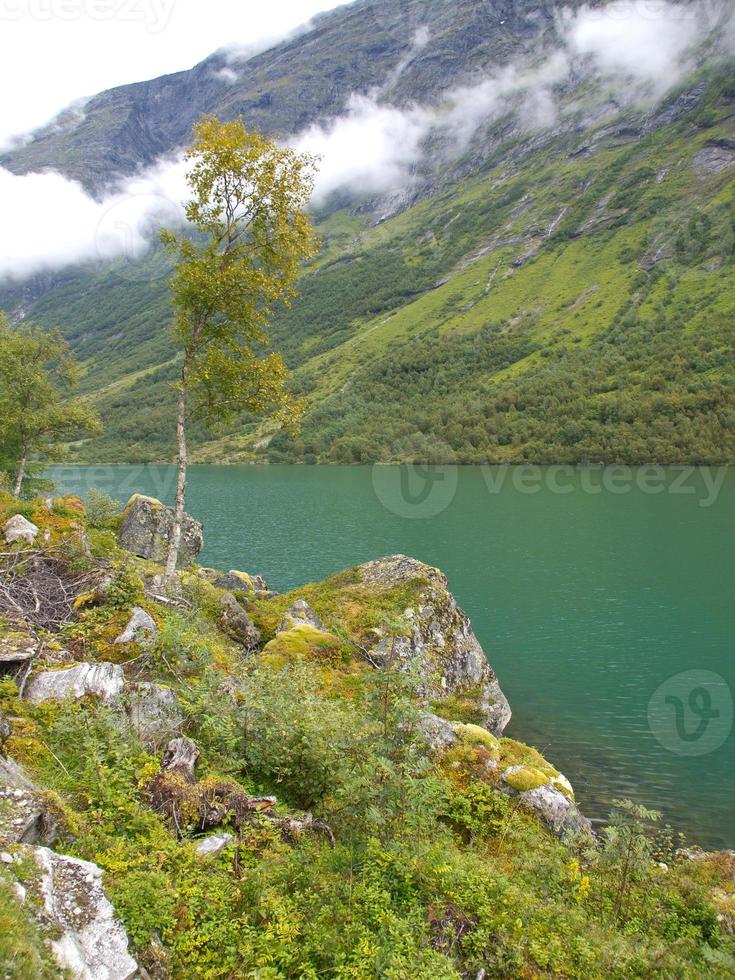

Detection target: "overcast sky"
[0, 0, 347, 146]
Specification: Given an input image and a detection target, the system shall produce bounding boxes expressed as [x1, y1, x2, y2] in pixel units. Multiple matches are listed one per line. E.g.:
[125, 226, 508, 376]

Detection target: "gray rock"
[276, 599, 327, 635]
[32, 846, 138, 980]
[25, 663, 124, 705]
[219, 593, 261, 649]
[0, 633, 38, 677]
[212, 570, 270, 594]
[127, 683, 182, 745]
[357, 556, 512, 736]
[500, 769, 591, 840]
[0, 758, 58, 846]
[114, 606, 157, 645]
[117, 494, 203, 569]
[417, 713, 460, 753]
[162, 737, 199, 783]
[3, 514, 39, 547]
[0, 755, 36, 792]
[195, 833, 234, 858]
[693, 140, 735, 177]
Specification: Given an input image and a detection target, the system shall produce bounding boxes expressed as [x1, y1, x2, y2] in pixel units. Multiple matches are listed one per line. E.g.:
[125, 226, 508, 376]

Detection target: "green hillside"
[3, 65, 734, 465]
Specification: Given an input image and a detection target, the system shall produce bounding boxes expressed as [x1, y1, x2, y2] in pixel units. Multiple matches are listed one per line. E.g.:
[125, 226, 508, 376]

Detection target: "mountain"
[1, 0, 734, 465]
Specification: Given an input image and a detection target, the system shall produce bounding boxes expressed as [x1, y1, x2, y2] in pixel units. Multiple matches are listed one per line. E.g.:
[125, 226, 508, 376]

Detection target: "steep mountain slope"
[1, 0, 571, 191]
[1, 0, 734, 464]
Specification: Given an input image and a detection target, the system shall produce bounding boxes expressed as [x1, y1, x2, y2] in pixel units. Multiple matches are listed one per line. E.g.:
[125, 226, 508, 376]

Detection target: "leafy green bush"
[85, 488, 122, 528]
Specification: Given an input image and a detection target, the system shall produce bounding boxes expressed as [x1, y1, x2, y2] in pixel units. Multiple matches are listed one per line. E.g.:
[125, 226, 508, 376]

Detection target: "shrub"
[86, 488, 122, 528]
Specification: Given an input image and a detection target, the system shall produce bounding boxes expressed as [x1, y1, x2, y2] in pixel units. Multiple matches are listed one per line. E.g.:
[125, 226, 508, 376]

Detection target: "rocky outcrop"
[219, 593, 261, 649]
[114, 606, 157, 645]
[126, 682, 182, 745]
[117, 494, 203, 569]
[25, 662, 124, 704]
[692, 139, 735, 177]
[3, 514, 39, 547]
[357, 556, 511, 736]
[0, 631, 38, 679]
[500, 777, 591, 840]
[277, 599, 328, 635]
[210, 569, 271, 595]
[31, 846, 138, 980]
[0, 757, 59, 847]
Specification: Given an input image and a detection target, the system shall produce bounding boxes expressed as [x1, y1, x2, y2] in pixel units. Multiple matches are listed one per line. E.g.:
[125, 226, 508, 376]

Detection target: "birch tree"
[161, 116, 318, 582]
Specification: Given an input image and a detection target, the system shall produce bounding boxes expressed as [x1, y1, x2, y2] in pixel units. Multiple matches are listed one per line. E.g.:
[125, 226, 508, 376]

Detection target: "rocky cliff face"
[0, 0, 567, 190]
[357, 555, 512, 735]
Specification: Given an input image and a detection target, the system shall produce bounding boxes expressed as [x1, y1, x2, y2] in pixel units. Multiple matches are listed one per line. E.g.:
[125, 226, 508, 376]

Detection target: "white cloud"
[294, 94, 435, 203]
[0, 155, 188, 281]
[213, 66, 239, 85]
[563, 1, 735, 94]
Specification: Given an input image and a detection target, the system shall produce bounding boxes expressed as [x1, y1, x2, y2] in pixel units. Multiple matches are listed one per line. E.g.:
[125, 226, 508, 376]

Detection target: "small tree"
[160, 116, 318, 582]
[0, 315, 102, 497]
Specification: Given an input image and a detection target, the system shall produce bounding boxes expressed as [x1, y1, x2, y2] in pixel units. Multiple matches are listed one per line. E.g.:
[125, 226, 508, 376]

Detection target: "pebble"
[0, 851, 13, 864]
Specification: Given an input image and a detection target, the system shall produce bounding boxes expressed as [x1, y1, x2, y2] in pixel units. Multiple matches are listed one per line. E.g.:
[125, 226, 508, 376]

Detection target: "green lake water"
[50, 463, 735, 848]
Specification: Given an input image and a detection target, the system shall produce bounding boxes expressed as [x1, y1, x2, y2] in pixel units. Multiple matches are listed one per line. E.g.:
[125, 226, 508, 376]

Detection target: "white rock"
[33, 846, 138, 980]
[13, 881, 26, 904]
[550, 773, 574, 798]
[24, 663, 124, 705]
[0, 850, 13, 863]
[195, 833, 234, 858]
[3, 514, 39, 546]
[114, 607, 157, 646]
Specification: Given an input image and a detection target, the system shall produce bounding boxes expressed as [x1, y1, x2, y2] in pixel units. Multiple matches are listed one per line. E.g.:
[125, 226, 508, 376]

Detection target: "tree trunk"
[13, 450, 27, 498]
[164, 378, 188, 587]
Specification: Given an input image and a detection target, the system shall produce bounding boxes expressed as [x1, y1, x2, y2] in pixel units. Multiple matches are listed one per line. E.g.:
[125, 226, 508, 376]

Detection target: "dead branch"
[0, 548, 102, 631]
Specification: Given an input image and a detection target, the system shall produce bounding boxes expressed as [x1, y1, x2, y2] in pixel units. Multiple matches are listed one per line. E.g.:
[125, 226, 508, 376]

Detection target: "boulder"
[195, 833, 234, 858]
[219, 593, 261, 649]
[277, 599, 327, 635]
[117, 494, 203, 569]
[0, 632, 38, 678]
[32, 846, 138, 980]
[357, 556, 511, 736]
[0, 757, 58, 847]
[126, 683, 182, 745]
[417, 713, 461, 753]
[3, 514, 39, 547]
[24, 663, 124, 705]
[500, 767, 591, 840]
[114, 606, 157, 645]
[212, 569, 270, 595]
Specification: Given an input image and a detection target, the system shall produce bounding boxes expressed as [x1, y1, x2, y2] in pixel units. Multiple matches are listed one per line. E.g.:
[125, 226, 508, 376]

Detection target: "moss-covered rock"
[503, 765, 550, 793]
[357, 556, 511, 735]
[117, 495, 203, 569]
